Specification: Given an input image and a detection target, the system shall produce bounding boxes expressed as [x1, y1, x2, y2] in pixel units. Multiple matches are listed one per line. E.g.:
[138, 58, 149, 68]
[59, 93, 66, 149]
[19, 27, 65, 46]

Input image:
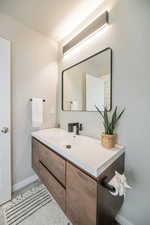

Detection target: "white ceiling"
[0, 0, 104, 42]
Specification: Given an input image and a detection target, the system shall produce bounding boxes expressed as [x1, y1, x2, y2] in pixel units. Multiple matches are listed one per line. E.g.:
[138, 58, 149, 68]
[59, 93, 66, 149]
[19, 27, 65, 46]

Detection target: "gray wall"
[58, 0, 150, 224]
[0, 12, 58, 186]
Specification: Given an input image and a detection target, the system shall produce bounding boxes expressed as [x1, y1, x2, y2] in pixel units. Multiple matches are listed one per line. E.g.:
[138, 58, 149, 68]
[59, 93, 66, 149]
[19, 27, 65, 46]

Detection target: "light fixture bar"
[63, 11, 109, 54]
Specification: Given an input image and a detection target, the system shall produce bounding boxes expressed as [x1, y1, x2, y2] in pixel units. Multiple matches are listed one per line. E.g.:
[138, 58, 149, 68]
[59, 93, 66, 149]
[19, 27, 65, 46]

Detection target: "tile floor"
[0, 180, 41, 225]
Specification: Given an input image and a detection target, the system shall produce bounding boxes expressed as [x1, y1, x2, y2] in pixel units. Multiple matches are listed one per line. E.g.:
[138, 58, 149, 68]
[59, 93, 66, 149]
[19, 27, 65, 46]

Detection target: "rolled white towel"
[109, 171, 132, 197]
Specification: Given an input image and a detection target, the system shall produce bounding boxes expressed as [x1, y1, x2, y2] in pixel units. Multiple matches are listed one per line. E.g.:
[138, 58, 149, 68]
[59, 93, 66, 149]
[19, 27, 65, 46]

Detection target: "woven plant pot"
[101, 133, 117, 149]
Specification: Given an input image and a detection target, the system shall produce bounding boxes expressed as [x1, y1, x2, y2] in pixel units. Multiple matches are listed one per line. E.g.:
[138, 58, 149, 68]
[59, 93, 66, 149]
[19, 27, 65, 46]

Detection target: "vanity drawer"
[39, 142, 66, 186]
[39, 162, 66, 212]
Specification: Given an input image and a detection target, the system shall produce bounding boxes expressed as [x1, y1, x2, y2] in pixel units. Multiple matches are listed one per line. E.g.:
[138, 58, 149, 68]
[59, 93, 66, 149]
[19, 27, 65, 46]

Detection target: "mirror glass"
[62, 48, 112, 111]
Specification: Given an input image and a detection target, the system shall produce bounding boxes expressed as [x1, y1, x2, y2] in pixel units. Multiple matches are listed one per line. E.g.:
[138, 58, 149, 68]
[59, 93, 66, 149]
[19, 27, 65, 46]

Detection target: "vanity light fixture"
[63, 11, 109, 55]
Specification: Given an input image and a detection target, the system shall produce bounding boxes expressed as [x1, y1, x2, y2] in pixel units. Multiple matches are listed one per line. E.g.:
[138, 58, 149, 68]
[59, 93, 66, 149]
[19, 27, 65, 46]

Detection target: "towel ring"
[101, 176, 116, 192]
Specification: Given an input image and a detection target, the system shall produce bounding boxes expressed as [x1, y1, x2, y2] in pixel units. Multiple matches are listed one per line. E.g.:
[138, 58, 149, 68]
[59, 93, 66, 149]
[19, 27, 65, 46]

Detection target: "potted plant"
[95, 106, 125, 149]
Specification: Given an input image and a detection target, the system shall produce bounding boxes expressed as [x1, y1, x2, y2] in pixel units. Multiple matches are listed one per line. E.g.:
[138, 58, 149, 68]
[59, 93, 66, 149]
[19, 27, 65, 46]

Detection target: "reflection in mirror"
[62, 48, 112, 111]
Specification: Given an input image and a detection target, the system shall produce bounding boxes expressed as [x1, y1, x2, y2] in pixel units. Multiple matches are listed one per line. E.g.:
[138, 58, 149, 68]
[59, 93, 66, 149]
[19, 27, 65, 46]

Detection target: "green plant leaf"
[103, 122, 107, 133]
[110, 106, 117, 132]
[104, 107, 110, 134]
[116, 108, 125, 122]
[95, 105, 104, 120]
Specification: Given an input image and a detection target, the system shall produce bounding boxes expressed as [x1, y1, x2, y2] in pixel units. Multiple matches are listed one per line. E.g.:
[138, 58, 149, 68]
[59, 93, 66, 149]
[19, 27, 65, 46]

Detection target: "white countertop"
[32, 128, 124, 178]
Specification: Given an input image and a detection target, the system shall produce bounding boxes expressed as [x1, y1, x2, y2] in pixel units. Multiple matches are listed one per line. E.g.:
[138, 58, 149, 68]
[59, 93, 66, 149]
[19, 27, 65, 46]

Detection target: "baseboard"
[13, 175, 38, 192]
[117, 214, 134, 225]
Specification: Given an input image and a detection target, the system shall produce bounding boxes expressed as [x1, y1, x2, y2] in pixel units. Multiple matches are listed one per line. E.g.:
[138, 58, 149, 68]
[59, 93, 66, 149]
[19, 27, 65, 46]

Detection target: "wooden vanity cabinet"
[32, 137, 124, 225]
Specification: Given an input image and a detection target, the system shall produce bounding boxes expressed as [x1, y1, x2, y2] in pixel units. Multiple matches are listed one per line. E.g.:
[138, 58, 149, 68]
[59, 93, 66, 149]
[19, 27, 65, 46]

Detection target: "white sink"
[32, 128, 124, 177]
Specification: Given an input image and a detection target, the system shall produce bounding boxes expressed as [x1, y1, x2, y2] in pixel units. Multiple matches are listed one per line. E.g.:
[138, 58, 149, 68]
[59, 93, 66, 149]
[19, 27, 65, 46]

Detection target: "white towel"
[109, 171, 132, 197]
[31, 98, 43, 128]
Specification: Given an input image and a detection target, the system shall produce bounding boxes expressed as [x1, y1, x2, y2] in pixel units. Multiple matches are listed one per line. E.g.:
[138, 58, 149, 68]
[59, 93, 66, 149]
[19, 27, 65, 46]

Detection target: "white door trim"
[0, 37, 11, 205]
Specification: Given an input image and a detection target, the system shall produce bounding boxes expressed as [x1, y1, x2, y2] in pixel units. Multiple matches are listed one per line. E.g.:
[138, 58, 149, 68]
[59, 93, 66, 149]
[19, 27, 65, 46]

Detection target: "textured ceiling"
[0, 0, 104, 41]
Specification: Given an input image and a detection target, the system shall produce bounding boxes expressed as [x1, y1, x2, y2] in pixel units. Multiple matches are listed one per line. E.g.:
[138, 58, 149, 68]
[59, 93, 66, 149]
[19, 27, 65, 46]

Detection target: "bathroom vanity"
[32, 128, 124, 225]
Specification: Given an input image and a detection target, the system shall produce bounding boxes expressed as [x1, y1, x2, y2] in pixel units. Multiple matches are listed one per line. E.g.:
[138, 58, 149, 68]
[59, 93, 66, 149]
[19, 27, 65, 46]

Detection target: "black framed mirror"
[62, 47, 112, 112]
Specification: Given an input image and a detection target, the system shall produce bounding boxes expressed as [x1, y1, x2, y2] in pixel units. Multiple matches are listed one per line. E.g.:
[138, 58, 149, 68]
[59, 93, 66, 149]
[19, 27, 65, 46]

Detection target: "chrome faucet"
[68, 123, 83, 135]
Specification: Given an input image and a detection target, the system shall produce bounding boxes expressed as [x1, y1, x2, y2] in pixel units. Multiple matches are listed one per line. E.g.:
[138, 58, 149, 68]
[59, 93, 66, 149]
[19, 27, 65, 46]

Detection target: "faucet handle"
[68, 123, 73, 132]
[79, 123, 83, 131]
